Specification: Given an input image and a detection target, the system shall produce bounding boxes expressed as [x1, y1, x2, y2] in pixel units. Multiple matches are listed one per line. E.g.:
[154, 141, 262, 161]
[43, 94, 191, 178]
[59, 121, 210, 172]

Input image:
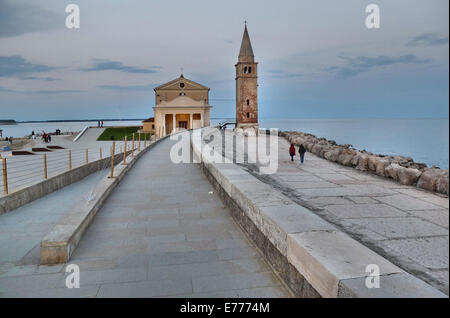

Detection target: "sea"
[1, 118, 448, 169]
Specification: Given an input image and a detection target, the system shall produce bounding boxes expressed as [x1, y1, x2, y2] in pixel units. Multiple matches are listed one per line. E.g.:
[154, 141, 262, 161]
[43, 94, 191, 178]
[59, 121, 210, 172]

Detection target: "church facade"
[143, 75, 211, 137]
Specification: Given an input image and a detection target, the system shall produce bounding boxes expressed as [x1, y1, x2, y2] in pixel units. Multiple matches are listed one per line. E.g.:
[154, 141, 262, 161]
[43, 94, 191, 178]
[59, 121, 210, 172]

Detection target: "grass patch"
[97, 126, 143, 141]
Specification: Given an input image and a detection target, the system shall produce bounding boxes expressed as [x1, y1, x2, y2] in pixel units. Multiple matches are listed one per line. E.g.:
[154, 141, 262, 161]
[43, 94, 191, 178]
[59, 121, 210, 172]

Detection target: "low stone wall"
[40, 137, 167, 264]
[192, 128, 446, 298]
[0, 149, 134, 215]
[281, 131, 449, 196]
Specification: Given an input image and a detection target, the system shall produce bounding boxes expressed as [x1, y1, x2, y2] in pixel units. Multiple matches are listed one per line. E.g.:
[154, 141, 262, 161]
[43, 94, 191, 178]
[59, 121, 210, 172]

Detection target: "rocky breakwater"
[280, 131, 449, 196]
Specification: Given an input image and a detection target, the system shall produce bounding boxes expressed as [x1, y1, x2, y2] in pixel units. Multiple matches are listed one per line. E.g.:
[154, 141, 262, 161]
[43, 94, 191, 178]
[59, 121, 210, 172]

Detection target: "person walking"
[31, 130, 35, 140]
[289, 143, 296, 162]
[298, 144, 306, 164]
[101, 120, 104, 128]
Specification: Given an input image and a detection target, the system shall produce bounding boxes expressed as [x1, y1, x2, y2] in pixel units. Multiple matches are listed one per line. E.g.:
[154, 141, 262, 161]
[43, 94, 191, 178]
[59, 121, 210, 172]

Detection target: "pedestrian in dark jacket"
[289, 144, 296, 161]
[298, 144, 306, 164]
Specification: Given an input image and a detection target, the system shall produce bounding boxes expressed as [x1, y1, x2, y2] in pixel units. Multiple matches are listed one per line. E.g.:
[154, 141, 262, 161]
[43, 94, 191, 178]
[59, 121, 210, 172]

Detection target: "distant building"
[145, 75, 212, 137]
[235, 24, 258, 130]
[142, 117, 155, 134]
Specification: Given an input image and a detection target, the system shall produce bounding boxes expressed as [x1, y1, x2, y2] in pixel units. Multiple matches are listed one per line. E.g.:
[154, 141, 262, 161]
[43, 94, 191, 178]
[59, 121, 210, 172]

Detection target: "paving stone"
[148, 250, 219, 267]
[78, 267, 148, 286]
[376, 194, 442, 211]
[325, 204, 407, 219]
[315, 173, 357, 182]
[382, 237, 449, 269]
[1, 285, 100, 298]
[184, 286, 290, 298]
[407, 210, 449, 228]
[284, 181, 339, 189]
[348, 217, 448, 239]
[192, 272, 281, 293]
[306, 196, 353, 206]
[218, 246, 261, 261]
[338, 273, 447, 298]
[347, 196, 379, 204]
[97, 277, 193, 298]
[296, 184, 396, 197]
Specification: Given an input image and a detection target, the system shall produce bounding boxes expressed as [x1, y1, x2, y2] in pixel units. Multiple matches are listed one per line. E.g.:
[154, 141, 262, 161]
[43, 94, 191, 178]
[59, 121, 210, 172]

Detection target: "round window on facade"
[180, 83, 185, 88]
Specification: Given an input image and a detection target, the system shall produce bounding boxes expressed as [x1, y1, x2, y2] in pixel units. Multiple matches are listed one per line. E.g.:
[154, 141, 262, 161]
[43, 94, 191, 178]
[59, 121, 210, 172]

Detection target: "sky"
[0, 0, 448, 121]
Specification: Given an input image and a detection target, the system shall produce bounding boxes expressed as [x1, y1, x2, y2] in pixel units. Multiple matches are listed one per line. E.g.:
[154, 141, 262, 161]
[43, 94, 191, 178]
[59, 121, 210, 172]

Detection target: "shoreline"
[281, 130, 449, 196]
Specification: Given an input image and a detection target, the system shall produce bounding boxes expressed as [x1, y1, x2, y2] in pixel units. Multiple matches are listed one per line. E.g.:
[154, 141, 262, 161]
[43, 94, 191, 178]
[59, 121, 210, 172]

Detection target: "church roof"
[154, 75, 210, 91]
[239, 25, 254, 58]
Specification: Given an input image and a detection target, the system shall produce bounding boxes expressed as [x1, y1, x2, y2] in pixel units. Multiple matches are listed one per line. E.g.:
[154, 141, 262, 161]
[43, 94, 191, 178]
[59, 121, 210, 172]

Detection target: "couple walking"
[289, 143, 306, 164]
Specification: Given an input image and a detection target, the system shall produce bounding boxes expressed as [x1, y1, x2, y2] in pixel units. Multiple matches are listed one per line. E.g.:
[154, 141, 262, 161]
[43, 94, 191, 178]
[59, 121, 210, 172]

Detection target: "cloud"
[0, 86, 80, 94]
[0, 0, 60, 38]
[406, 33, 449, 47]
[79, 60, 160, 74]
[97, 83, 155, 91]
[20, 76, 59, 81]
[326, 54, 431, 78]
[266, 69, 303, 79]
[26, 90, 80, 94]
[0, 55, 55, 78]
[0, 86, 15, 93]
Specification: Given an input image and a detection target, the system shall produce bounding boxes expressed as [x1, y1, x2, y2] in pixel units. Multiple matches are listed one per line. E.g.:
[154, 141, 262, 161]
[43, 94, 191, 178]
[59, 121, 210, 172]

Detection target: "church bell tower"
[235, 23, 258, 129]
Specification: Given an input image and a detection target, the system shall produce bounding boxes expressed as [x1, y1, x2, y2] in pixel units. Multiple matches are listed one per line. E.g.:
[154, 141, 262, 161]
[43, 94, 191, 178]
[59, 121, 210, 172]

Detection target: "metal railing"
[0, 132, 151, 195]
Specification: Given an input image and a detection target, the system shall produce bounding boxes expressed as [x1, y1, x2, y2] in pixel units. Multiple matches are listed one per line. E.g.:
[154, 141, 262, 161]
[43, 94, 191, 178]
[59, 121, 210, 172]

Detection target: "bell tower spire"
[235, 23, 258, 130]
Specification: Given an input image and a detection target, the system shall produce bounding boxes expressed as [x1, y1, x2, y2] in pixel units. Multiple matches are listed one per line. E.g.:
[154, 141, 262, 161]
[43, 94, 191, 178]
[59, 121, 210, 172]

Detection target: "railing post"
[144, 133, 147, 148]
[122, 136, 127, 165]
[100, 147, 102, 159]
[138, 133, 141, 151]
[69, 150, 72, 170]
[86, 149, 89, 164]
[132, 133, 135, 158]
[43, 154, 47, 180]
[2, 158, 8, 195]
[109, 141, 115, 178]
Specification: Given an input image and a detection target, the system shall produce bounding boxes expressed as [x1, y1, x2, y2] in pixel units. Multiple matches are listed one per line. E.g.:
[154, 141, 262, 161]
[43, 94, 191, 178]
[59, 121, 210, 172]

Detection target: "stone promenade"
[213, 130, 448, 295]
[0, 137, 290, 297]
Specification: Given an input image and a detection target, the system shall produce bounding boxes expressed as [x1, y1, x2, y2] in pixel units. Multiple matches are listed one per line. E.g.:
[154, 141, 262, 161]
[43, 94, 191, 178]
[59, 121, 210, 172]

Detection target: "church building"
[143, 74, 212, 137]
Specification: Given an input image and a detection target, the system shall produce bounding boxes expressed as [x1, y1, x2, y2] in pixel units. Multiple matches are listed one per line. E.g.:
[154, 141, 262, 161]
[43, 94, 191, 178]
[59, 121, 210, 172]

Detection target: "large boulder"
[324, 147, 342, 162]
[385, 163, 401, 181]
[375, 158, 392, 177]
[417, 168, 449, 194]
[436, 170, 449, 195]
[356, 154, 370, 171]
[368, 156, 379, 172]
[397, 167, 422, 185]
[338, 149, 356, 167]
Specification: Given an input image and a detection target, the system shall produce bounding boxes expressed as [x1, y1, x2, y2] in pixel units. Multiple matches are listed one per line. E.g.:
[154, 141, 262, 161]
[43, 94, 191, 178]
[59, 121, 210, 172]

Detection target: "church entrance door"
[179, 121, 188, 129]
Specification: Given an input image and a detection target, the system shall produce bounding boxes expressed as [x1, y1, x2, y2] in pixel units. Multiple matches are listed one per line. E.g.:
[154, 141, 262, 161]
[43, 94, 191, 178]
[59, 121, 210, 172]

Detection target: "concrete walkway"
[0, 137, 290, 298]
[212, 131, 448, 295]
[0, 169, 109, 278]
[274, 137, 449, 294]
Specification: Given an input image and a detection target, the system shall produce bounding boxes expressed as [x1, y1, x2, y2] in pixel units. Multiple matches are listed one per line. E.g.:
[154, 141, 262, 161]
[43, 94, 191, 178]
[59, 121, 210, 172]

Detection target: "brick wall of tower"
[235, 62, 258, 125]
